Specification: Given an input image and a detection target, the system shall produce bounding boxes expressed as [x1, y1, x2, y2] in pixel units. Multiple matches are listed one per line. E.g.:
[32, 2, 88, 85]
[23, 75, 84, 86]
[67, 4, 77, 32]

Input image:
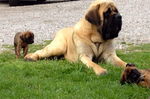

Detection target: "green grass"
[0, 43, 150, 99]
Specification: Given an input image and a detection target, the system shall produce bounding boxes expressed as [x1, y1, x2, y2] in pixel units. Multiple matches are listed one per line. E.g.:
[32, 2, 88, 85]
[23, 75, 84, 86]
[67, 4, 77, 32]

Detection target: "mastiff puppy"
[120, 63, 150, 88]
[25, 0, 127, 75]
[14, 31, 34, 58]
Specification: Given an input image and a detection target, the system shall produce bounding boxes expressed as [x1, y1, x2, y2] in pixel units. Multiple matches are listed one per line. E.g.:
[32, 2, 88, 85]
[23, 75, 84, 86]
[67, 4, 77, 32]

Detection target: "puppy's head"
[85, 0, 122, 40]
[20, 31, 34, 44]
[120, 64, 141, 85]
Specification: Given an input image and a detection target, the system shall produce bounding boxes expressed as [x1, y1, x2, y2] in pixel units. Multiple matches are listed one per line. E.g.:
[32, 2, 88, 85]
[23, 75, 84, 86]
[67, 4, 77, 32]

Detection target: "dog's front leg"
[104, 53, 127, 68]
[111, 55, 127, 67]
[80, 54, 107, 75]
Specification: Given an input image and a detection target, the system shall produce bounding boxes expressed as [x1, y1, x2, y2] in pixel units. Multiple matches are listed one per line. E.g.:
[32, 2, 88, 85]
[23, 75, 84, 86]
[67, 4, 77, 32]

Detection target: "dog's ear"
[126, 63, 136, 67]
[20, 33, 26, 41]
[31, 32, 34, 38]
[85, 4, 101, 25]
[120, 72, 126, 85]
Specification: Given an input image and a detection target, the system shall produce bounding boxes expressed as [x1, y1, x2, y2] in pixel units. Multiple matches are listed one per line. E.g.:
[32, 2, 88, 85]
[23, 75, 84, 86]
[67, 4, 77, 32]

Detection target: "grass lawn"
[0, 42, 150, 99]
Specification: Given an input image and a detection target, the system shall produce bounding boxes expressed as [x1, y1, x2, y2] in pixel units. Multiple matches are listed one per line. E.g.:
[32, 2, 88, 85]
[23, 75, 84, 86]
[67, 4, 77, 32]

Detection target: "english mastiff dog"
[25, 0, 127, 75]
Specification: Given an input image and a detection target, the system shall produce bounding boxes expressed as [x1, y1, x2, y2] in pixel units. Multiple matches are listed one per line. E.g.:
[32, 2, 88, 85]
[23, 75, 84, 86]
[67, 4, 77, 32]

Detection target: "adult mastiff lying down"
[25, 0, 127, 75]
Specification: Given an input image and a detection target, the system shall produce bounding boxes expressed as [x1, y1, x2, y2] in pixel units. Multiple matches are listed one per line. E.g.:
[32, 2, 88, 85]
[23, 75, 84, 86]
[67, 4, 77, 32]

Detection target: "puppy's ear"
[120, 73, 126, 85]
[126, 63, 136, 67]
[31, 32, 34, 38]
[85, 4, 101, 25]
[20, 33, 26, 41]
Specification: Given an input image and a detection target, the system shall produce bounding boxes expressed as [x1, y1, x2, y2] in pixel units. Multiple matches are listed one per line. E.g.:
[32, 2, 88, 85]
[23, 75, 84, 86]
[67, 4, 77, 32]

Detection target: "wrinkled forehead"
[99, 2, 118, 13]
[29, 33, 34, 38]
[125, 67, 137, 73]
[25, 32, 34, 38]
[88, 0, 118, 15]
[104, 3, 117, 11]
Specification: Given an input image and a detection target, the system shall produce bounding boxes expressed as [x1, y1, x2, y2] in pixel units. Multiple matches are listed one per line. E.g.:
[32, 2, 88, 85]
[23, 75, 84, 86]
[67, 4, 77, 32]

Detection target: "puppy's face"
[120, 64, 141, 85]
[85, 1, 122, 40]
[21, 31, 34, 44]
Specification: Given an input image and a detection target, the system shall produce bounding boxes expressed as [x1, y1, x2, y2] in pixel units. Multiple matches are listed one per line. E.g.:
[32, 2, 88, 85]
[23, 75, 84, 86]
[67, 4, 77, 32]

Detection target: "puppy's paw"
[94, 67, 107, 76]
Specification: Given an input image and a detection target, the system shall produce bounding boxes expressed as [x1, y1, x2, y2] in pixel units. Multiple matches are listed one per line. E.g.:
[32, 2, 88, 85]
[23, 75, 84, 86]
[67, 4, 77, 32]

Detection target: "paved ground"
[0, 0, 150, 51]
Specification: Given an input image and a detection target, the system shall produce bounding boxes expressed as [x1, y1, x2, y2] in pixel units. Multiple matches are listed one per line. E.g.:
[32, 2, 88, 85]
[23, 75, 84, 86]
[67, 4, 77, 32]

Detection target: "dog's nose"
[115, 14, 122, 20]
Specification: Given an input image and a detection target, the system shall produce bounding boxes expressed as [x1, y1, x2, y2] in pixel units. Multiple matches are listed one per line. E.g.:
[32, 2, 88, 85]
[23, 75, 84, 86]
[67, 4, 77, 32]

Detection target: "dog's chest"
[94, 42, 100, 49]
[90, 32, 104, 56]
[21, 42, 28, 48]
[92, 42, 104, 57]
[91, 42, 104, 63]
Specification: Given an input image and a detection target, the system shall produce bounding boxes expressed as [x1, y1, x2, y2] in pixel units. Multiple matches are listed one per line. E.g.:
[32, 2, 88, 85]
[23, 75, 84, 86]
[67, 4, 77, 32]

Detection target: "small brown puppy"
[14, 31, 34, 58]
[120, 63, 150, 88]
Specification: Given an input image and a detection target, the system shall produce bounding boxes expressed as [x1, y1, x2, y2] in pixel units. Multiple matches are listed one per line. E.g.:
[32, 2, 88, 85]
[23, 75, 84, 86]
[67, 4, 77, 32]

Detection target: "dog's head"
[20, 31, 34, 44]
[120, 63, 141, 85]
[85, 0, 122, 40]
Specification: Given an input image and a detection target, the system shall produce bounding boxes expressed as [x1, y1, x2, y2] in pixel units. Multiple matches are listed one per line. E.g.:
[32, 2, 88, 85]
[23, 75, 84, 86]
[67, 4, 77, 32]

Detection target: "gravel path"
[0, 0, 150, 50]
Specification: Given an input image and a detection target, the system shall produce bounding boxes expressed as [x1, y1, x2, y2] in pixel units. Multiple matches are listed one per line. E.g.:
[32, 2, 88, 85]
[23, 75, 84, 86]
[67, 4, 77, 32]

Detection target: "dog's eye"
[29, 37, 33, 39]
[113, 8, 118, 13]
[104, 12, 109, 18]
[104, 8, 111, 18]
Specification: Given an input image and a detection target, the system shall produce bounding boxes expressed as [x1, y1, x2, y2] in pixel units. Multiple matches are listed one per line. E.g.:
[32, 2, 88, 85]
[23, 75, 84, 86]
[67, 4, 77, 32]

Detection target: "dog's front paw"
[24, 53, 38, 61]
[93, 67, 107, 76]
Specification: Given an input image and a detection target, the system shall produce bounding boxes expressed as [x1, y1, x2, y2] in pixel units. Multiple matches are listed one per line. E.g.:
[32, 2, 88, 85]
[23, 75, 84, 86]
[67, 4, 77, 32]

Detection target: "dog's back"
[14, 32, 22, 46]
[138, 69, 150, 88]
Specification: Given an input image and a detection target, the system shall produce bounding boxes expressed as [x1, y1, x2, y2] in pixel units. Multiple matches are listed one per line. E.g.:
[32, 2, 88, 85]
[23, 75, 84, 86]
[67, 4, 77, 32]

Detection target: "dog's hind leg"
[15, 45, 21, 59]
[24, 34, 67, 61]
